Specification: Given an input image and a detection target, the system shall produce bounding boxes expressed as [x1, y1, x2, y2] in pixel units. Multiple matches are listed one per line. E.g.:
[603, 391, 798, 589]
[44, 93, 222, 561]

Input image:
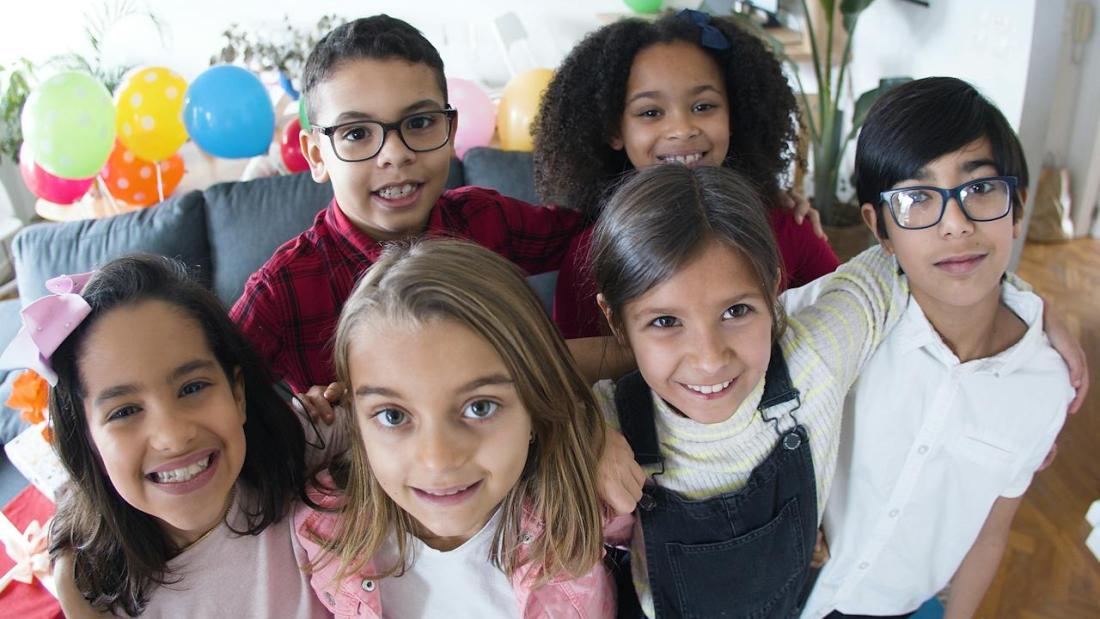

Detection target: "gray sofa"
[0, 147, 540, 502]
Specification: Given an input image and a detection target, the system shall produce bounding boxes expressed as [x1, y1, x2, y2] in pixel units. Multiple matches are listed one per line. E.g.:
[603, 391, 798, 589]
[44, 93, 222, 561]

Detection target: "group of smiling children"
[2, 9, 1079, 619]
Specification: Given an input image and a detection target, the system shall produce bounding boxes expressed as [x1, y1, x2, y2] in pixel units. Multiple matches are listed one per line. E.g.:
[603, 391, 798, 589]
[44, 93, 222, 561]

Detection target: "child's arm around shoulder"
[454, 186, 586, 274]
[784, 244, 908, 386]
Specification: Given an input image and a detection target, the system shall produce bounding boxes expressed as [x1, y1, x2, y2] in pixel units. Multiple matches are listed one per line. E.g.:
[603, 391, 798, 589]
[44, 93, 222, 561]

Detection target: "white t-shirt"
[799, 284, 1072, 618]
[378, 510, 519, 619]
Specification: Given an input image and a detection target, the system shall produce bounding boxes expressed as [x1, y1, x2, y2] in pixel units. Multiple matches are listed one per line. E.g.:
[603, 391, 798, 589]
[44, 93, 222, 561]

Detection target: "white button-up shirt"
[798, 284, 1072, 618]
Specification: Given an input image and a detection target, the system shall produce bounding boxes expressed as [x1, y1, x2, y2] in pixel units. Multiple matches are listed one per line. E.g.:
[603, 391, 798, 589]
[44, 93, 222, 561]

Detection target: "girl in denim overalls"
[591, 165, 908, 618]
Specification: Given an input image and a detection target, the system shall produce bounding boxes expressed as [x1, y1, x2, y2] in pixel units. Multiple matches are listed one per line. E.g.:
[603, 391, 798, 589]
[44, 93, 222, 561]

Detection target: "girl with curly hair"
[534, 9, 840, 338]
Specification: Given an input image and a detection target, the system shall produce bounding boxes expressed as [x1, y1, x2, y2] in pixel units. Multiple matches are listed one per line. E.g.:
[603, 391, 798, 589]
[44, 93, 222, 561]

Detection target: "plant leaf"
[840, 0, 876, 32]
[845, 77, 911, 142]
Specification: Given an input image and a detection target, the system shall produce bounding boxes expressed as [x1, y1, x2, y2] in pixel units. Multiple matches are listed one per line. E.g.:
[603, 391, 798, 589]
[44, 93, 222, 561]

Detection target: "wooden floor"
[826, 228, 1100, 618]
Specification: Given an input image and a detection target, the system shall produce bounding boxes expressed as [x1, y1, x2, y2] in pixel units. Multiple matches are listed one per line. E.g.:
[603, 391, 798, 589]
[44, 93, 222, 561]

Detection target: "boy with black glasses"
[796, 77, 1074, 619]
[231, 15, 584, 396]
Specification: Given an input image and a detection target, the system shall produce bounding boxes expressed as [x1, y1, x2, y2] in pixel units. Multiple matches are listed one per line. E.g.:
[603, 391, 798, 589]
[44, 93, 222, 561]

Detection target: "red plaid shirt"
[231, 186, 584, 392]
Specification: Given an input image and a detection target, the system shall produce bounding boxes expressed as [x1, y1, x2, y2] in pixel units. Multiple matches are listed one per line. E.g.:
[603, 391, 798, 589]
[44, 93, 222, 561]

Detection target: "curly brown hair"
[533, 11, 800, 219]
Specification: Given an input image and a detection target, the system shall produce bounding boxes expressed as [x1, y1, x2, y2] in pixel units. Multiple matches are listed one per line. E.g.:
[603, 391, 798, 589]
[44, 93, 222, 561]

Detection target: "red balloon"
[18, 143, 94, 205]
[280, 118, 310, 173]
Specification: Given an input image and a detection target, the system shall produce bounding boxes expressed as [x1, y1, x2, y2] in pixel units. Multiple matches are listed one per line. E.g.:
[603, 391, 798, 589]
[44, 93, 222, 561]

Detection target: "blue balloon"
[183, 65, 275, 158]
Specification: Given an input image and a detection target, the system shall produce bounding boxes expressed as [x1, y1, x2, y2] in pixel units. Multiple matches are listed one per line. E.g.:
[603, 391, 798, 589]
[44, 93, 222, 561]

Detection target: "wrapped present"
[0, 485, 61, 618]
[4, 422, 67, 501]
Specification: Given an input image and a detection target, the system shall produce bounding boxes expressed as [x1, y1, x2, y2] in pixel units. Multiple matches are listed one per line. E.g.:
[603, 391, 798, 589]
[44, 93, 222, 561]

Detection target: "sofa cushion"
[461, 148, 537, 204]
[12, 190, 210, 303]
[204, 172, 334, 306]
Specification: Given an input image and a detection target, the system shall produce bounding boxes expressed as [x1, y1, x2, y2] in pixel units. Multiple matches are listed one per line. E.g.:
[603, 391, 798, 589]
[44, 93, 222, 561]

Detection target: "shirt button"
[521, 532, 534, 544]
[917, 445, 929, 455]
[361, 579, 375, 592]
[889, 509, 899, 518]
[858, 562, 870, 570]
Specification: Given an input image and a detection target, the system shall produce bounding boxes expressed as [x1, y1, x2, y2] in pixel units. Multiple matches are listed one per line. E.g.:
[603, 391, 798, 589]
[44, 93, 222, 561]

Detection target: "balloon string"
[96, 175, 121, 216]
[156, 163, 164, 203]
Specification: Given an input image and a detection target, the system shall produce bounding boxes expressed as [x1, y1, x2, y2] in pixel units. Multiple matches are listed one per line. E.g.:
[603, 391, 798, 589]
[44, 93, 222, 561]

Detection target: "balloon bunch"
[447, 69, 553, 157]
[19, 64, 279, 211]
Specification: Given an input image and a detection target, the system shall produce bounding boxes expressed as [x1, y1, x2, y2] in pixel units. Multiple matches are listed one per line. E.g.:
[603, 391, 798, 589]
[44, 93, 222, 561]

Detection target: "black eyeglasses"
[312, 107, 457, 162]
[880, 176, 1018, 230]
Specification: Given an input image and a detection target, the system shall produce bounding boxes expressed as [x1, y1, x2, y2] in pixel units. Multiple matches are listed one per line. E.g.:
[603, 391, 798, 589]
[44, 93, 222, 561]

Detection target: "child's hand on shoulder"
[293, 382, 346, 425]
[598, 429, 645, 516]
[776, 189, 827, 241]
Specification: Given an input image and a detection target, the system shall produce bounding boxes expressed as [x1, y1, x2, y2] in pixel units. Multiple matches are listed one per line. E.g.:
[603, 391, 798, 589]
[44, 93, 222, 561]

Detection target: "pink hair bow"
[0, 272, 95, 386]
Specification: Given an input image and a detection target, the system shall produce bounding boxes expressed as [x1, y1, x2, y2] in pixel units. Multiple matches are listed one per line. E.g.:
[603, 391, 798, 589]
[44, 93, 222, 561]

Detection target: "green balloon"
[298, 97, 311, 132]
[623, 0, 663, 13]
[21, 71, 116, 179]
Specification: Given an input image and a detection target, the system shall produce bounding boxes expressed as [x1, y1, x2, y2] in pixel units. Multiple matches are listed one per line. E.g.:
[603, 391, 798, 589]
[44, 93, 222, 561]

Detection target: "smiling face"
[608, 238, 774, 424]
[611, 42, 730, 170]
[864, 137, 1020, 319]
[80, 300, 246, 546]
[301, 57, 457, 241]
[347, 318, 532, 551]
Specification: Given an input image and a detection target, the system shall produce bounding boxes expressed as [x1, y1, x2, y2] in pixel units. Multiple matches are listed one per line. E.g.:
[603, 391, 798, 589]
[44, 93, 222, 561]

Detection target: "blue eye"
[374, 408, 408, 428]
[722, 304, 752, 320]
[463, 400, 499, 420]
[650, 315, 680, 328]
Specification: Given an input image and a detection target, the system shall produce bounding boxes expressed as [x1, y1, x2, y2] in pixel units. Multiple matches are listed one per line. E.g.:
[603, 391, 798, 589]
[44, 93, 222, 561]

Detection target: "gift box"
[4, 423, 67, 501]
[0, 485, 61, 618]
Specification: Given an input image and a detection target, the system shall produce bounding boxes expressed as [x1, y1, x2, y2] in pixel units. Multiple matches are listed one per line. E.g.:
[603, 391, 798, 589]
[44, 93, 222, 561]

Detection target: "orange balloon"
[101, 140, 185, 206]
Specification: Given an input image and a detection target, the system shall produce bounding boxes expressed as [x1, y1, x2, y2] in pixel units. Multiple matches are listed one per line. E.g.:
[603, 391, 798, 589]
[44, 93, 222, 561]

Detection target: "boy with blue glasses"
[796, 77, 1074, 619]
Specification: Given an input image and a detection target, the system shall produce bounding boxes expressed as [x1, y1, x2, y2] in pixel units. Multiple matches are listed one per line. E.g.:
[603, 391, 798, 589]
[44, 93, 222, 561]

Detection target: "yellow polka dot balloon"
[114, 67, 189, 162]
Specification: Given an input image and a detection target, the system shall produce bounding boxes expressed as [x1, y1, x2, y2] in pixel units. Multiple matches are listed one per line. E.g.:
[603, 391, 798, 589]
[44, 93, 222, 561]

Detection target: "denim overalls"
[612, 346, 817, 619]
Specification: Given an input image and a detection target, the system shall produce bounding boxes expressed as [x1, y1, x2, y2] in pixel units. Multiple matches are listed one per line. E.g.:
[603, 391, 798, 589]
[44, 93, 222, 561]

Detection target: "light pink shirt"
[135, 489, 330, 618]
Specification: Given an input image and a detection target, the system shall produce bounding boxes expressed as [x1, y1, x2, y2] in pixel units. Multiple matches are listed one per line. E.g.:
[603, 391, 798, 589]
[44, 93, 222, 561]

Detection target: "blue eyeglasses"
[880, 176, 1018, 230]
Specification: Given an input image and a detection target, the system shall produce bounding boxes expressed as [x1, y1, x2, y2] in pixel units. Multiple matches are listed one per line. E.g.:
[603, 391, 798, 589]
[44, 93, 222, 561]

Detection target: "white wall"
[2, 0, 627, 89]
[844, 0, 1091, 261]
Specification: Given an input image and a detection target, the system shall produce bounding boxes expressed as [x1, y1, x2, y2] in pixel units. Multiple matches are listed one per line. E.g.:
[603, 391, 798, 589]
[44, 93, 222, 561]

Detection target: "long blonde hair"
[315, 239, 606, 585]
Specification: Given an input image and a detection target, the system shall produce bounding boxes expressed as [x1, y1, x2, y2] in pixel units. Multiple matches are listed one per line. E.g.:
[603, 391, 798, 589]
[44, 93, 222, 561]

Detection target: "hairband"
[0, 272, 95, 386]
[678, 9, 732, 51]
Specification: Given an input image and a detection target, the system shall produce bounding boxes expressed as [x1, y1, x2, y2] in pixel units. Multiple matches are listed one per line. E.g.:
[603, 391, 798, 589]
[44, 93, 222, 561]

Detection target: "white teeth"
[685, 380, 732, 395]
[377, 183, 417, 199]
[151, 454, 212, 484]
[660, 153, 703, 165]
[424, 483, 472, 496]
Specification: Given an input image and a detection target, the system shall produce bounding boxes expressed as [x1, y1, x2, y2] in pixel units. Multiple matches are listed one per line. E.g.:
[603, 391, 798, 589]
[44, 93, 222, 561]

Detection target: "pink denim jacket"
[292, 482, 623, 618]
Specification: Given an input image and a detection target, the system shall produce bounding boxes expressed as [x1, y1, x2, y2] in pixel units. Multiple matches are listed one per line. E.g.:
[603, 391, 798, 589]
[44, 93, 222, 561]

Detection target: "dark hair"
[591, 164, 785, 341]
[855, 76, 1030, 238]
[533, 10, 799, 219]
[301, 14, 447, 121]
[46, 255, 307, 617]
